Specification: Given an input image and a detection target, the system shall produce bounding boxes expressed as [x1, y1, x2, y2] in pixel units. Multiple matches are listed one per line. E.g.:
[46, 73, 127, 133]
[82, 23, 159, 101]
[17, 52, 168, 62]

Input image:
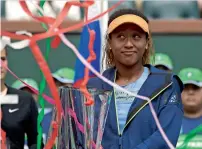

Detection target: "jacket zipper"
[113, 72, 173, 149]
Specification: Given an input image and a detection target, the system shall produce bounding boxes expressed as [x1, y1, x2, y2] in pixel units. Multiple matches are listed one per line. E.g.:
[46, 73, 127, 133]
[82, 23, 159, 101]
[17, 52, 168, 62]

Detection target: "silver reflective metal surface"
[48, 87, 112, 149]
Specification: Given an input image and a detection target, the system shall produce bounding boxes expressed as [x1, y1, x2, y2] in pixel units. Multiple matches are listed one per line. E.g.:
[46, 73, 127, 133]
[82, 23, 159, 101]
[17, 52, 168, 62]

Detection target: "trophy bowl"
[48, 86, 112, 149]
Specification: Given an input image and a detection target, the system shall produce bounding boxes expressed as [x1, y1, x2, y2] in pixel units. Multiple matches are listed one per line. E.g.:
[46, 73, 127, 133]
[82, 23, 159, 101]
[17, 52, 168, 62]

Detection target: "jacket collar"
[102, 64, 172, 91]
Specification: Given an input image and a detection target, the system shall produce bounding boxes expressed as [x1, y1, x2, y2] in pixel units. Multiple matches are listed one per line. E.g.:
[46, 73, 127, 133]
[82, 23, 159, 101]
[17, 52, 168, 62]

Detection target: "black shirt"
[1, 87, 38, 149]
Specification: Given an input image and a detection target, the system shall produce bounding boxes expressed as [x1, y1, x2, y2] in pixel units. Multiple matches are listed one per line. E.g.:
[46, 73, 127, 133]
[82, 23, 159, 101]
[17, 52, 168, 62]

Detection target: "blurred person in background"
[153, 53, 173, 72]
[1, 46, 42, 148]
[178, 68, 202, 134]
[5, 1, 55, 20]
[51, 1, 81, 21]
[3, 1, 81, 22]
[52, 67, 75, 89]
[12, 78, 39, 102]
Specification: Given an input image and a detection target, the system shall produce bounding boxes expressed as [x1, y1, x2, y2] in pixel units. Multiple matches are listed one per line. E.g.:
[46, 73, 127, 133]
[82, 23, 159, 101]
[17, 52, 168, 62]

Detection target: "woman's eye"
[133, 35, 141, 39]
[117, 34, 125, 39]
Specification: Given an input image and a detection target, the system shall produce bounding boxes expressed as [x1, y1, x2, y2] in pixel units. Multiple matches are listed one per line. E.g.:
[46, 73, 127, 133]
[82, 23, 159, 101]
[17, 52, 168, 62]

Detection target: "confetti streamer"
[1, 0, 183, 149]
[79, 6, 97, 106]
[19, 1, 123, 147]
[0, 31, 31, 50]
[36, 1, 50, 149]
[29, 40, 62, 149]
[1, 0, 124, 42]
[178, 124, 202, 149]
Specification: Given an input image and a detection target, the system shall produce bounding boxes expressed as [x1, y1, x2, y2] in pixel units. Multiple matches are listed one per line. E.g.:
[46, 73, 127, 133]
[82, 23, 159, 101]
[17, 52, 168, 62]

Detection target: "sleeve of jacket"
[134, 76, 184, 149]
[25, 96, 44, 148]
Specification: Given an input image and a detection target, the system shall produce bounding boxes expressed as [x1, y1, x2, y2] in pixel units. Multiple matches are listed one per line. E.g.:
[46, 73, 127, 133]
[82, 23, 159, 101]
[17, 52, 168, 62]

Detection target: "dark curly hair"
[102, 8, 154, 69]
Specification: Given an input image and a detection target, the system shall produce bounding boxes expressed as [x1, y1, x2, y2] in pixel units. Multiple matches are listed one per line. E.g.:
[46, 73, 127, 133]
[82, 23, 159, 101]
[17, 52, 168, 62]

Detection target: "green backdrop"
[5, 33, 202, 106]
[153, 34, 202, 72]
[6, 33, 80, 104]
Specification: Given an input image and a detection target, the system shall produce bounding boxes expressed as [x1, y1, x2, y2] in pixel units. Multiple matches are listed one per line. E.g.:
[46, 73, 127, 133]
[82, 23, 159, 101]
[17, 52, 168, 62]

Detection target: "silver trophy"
[48, 86, 112, 149]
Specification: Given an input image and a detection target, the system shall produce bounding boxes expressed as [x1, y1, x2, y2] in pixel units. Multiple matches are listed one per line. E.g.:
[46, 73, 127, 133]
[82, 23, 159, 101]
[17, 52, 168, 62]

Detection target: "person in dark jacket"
[1, 46, 42, 149]
[88, 8, 184, 149]
[12, 78, 39, 102]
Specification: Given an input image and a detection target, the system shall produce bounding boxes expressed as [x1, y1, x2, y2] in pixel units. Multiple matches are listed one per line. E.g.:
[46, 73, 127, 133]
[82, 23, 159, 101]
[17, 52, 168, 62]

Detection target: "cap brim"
[183, 80, 202, 87]
[52, 74, 74, 84]
[19, 85, 38, 91]
[154, 63, 173, 70]
[108, 14, 149, 34]
[17, 84, 27, 90]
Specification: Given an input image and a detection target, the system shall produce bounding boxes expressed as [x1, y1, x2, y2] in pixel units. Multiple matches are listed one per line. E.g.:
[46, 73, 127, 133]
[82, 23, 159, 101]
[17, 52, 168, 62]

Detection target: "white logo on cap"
[187, 72, 192, 78]
[157, 56, 161, 60]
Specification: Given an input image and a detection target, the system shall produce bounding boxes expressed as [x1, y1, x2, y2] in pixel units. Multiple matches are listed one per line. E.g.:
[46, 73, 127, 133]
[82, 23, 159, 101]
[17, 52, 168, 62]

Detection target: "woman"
[0, 46, 43, 149]
[88, 9, 183, 149]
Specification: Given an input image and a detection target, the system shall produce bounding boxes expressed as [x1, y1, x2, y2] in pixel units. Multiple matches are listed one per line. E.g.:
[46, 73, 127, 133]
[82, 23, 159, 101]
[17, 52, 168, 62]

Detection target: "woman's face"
[109, 23, 148, 67]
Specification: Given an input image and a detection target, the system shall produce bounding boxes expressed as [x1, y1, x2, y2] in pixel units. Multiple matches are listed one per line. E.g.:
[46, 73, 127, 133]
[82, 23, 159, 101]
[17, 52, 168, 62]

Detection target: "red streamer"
[1, 0, 124, 42]
[79, 7, 97, 106]
[28, 41, 62, 149]
[0, 0, 124, 148]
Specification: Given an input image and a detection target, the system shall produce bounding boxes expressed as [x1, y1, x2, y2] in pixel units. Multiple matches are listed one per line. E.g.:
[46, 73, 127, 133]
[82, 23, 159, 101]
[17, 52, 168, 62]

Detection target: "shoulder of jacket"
[7, 86, 34, 103]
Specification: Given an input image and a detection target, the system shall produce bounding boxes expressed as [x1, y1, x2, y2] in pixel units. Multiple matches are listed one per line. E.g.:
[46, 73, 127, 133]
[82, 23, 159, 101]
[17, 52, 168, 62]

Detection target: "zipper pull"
[119, 135, 122, 148]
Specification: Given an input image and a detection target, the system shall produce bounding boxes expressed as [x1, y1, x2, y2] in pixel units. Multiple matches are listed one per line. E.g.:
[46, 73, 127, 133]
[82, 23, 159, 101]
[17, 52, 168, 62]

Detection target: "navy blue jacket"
[87, 65, 184, 149]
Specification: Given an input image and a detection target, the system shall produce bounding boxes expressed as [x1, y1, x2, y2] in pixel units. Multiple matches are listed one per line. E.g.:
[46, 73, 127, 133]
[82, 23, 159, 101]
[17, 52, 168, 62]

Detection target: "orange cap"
[107, 14, 149, 34]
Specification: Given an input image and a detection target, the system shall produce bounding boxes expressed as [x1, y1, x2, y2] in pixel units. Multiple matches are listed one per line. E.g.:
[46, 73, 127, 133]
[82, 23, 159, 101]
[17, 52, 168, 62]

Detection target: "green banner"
[177, 135, 202, 149]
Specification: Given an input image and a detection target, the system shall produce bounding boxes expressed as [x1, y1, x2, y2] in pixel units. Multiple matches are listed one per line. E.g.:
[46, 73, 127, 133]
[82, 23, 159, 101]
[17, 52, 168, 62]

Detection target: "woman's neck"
[1, 81, 7, 92]
[115, 63, 144, 85]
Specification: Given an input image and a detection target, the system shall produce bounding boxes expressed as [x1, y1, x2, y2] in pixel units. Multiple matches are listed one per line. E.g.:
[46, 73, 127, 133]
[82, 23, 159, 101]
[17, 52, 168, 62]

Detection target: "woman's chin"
[121, 61, 138, 67]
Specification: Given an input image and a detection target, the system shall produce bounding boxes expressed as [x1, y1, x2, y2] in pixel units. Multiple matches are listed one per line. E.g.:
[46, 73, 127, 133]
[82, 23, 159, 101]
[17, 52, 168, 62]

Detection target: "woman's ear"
[145, 37, 149, 50]
[108, 45, 112, 50]
[107, 40, 112, 50]
[145, 42, 149, 50]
